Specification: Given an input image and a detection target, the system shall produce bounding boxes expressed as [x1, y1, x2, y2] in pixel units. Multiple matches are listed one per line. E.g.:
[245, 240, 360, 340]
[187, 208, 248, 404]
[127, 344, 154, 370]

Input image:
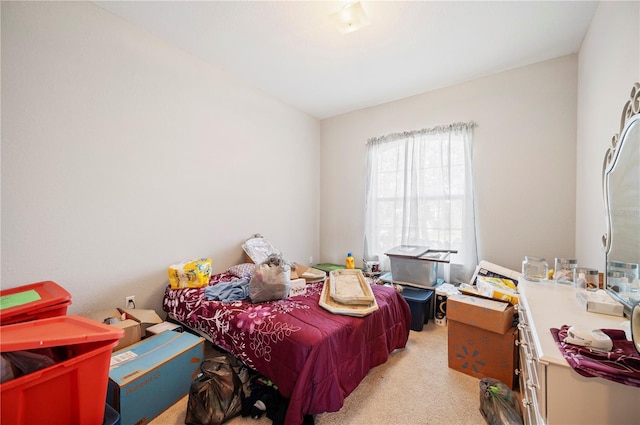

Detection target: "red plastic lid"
[0, 281, 72, 323]
[0, 315, 124, 352]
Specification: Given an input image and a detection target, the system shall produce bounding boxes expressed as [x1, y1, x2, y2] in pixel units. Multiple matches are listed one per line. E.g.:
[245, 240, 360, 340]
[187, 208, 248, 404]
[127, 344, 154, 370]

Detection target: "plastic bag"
[185, 354, 244, 425]
[2, 349, 57, 380]
[242, 235, 277, 265]
[249, 254, 291, 303]
[479, 377, 523, 425]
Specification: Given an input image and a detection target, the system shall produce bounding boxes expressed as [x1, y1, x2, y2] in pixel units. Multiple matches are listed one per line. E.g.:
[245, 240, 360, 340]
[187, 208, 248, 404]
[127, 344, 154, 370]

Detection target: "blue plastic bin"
[103, 403, 120, 425]
[401, 287, 434, 331]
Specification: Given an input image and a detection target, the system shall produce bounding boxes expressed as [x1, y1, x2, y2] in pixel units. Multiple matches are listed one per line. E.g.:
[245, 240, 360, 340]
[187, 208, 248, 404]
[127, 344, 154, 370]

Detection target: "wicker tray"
[329, 269, 375, 305]
[319, 278, 378, 317]
[299, 267, 326, 283]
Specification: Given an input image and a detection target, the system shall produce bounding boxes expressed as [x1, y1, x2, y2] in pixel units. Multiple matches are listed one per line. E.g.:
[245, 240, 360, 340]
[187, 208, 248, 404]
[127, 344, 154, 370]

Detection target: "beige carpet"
[149, 322, 486, 425]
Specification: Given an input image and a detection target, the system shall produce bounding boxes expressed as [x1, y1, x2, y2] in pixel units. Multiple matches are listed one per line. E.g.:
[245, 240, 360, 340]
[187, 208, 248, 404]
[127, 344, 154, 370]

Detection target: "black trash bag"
[479, 377, 523, 425]
[241, 375, 283, 420]
[185, 354, 244, 425]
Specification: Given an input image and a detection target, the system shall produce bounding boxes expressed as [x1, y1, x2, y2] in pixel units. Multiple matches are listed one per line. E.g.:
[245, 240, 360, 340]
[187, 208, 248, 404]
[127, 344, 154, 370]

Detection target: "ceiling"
[93, 1, 598, 120]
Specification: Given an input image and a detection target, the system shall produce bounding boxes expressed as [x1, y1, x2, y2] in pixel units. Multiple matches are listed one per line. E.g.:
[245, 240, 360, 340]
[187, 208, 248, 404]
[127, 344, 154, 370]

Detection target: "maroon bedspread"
[163, 272, 411, 425]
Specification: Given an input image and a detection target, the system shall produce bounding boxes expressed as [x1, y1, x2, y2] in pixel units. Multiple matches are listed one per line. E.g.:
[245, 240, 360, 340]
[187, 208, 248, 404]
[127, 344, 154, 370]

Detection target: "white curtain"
[364, 121, 478, 284]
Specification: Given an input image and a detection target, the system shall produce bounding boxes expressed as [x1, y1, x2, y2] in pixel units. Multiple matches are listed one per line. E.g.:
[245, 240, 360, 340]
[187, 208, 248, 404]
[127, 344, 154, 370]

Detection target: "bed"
[162, 267, 412, 425]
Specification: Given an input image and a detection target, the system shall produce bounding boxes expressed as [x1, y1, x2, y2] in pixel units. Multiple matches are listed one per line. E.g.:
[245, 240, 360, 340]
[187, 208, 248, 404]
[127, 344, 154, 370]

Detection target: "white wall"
[1, 2, 321, 314]
[575, 1, 640, 273]
[4, 2, 636, 315]
[321, 55, 578, 274]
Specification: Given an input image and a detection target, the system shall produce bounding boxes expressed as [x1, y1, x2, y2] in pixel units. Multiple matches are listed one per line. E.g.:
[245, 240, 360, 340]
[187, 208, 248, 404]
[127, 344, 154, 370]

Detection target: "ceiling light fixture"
[330, 1, 370, 34]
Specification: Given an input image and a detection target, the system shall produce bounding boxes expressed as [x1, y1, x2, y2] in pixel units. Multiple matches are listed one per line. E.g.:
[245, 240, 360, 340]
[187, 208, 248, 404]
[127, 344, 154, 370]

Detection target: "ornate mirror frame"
[602, 82, 640, 317]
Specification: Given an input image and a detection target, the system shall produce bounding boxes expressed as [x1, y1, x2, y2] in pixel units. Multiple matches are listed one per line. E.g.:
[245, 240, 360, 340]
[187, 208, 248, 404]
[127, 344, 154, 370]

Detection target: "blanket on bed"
[163, 272, 411, 425]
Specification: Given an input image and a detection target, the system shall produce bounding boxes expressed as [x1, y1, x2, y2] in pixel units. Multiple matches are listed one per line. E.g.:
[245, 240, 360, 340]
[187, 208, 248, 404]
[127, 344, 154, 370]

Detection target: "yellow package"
[478, 276, 517, 291]
[476, 276, 519, 305]
[168, 258, 212, 289]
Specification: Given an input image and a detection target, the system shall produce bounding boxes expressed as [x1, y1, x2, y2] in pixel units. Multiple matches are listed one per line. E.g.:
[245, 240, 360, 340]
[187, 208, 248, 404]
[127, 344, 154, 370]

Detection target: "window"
[364, 122, 477, 283]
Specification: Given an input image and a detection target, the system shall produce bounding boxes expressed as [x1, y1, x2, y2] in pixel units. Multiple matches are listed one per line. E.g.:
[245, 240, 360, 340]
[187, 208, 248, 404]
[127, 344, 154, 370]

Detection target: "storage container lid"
[417, 251, 452, 264]
[0, 315, 124, 352]
[384, 245, 430, 258]
[400, 287, 434, 302]
[0, 281, 72, 323]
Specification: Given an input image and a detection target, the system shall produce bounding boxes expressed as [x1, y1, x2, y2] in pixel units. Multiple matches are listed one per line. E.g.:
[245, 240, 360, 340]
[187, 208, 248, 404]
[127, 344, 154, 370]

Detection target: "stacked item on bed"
[296, 264, 326, 283]
[319, 269, 378, 317]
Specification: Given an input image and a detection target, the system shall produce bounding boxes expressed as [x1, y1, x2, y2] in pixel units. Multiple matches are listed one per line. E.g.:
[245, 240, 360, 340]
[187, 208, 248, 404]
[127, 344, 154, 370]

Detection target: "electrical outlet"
[125, 296, 135, 309]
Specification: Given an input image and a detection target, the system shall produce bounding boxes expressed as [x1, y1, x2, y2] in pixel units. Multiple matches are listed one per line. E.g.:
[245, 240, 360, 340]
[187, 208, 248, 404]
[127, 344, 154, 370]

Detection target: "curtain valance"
[367, 121, 477, 146]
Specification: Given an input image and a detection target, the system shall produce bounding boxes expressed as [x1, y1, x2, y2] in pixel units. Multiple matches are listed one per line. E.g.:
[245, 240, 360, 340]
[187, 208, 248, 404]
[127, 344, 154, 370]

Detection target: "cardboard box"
[82, 309, 142, 351]
[119, 308, 163, 335]
[446, 294, 515, 334]
[447, 294, 518, 388]
[448, 320, 519, 389]
[575, 291, 624, 316]
[289, 278, 307, 297]
[107, 331, 204, 425]
[145, 321, 183, 337]
[82, 308, 163, 351]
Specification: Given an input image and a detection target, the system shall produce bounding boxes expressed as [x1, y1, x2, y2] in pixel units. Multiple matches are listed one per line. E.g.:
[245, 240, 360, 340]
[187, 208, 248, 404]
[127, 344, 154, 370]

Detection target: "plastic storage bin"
[103, 403, 121, 425]
[400, 287, 434, 331]
[385, 246, 453, 289]
[0, 281, 72, 325]
[1, 315, 124, 425]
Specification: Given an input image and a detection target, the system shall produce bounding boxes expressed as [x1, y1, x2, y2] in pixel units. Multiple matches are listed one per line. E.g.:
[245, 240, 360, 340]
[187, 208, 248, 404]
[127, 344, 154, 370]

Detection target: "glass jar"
[607, 271, 629, 294]
[555, 258, 578, 285]
[607, 261, 639, 284]
[576, 267, 599, 291]
[522, 256, 549, 282]
[607, 262, 639, 295]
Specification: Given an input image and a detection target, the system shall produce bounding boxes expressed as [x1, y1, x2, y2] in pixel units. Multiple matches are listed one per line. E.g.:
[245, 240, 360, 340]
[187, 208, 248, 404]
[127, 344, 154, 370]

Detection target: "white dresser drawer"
[518, 353, 542, 425]
[517, 303, 545, 425]
[518, 279, 636, 425]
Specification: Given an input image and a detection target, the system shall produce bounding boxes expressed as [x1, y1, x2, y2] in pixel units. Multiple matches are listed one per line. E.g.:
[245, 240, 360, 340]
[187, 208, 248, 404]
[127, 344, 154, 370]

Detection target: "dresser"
[517, 278, 639, 425]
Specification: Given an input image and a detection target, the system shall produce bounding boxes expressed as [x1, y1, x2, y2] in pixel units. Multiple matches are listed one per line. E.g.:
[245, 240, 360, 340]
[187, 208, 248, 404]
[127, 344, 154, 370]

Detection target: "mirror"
[632, 302, 640, 354]
[603, 83, 640, 317]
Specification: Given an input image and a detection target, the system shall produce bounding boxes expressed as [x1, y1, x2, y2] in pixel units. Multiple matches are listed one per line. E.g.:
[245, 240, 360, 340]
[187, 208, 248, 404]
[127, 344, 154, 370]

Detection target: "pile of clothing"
[204, 254, 296, 304]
